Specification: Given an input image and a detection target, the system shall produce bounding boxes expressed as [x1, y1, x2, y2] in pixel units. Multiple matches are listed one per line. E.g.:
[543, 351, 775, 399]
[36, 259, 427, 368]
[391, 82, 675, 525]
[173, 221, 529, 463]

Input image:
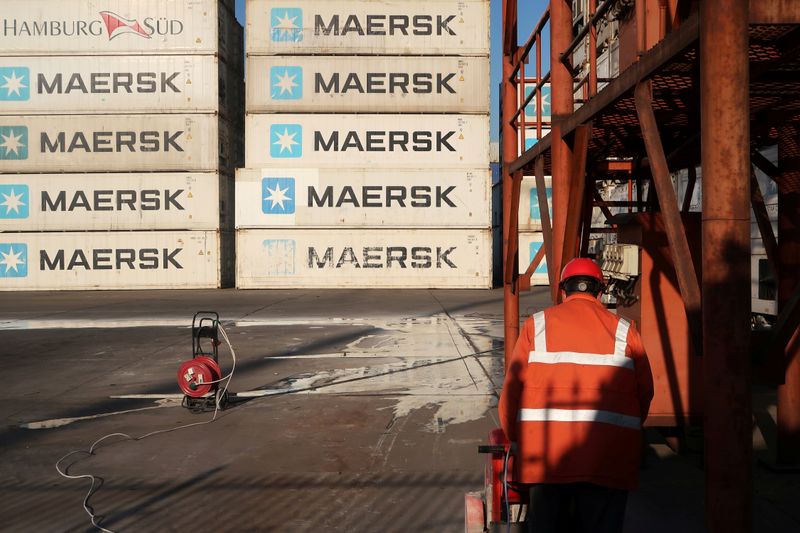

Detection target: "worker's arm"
[498, 318, 534, 442]
[627, 324, 654, 422]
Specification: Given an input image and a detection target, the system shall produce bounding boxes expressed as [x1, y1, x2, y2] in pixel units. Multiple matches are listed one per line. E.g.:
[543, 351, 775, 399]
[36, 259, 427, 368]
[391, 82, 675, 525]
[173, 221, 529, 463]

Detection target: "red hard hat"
[560, 258, 604, 284]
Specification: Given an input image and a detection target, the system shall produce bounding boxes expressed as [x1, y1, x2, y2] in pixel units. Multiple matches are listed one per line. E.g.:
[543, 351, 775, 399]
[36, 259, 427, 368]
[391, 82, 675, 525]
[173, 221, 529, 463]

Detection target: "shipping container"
[0, 230, 220, 290]
[0, 114, 230, 173]
[247, 0, 489, 56]
[518, 232, 549, 286]
[0, 173, 220, 231]
[519, 176, 552, 231]
[0, 55, 237, 115]
[236, 228, 492, 288]
[245, 114, 489, 169]
[246, 56, 489, 113]
[0, 0, 241, 58]
[235, 167, 490, 228]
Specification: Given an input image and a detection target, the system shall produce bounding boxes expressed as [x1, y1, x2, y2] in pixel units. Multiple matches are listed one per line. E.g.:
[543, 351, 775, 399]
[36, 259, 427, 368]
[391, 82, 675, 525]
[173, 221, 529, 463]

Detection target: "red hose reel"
[178, 356, 222, 398]
[177, 312, 227, 411]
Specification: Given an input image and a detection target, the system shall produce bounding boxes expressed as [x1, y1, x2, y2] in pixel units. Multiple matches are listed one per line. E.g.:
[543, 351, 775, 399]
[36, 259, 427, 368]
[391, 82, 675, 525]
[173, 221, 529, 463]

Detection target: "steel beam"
[750, 0, 800, 23]
[777, 125, 800, 465]
[700, 1, 752, 529]
[535, 156, 556, 289]
[634, 80, 702, 339]
[502, 0, 520, 369]
[561, 125, 592, 271]
[549, 0, 575, 301]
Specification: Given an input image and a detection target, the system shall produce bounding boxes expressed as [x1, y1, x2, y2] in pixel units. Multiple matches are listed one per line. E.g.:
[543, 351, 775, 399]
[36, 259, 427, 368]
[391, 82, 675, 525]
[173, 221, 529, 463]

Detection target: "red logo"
[99, 11, 151, 40]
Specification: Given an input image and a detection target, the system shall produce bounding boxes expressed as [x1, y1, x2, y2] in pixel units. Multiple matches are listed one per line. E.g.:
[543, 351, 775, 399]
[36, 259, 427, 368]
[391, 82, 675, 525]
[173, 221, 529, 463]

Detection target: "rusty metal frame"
[634, 80, 702, 345]
[535, 156, 555, 288]
[560, 125, 592, 271]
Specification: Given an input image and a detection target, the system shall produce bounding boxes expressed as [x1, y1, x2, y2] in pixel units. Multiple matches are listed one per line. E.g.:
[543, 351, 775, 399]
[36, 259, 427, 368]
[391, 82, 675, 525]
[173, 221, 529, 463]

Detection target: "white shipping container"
[0, 114, 223, 173]
[0, 0, 239, 57]
[247, 0, 489, 56]
[236, 228, 492, 288]
[235, 167, 490, 228]
[0, 56, 223, 115]
[246, 56, 489, 113]
[245, 114, 489, 169]
[519, 176, 552, 231]
[0, 173, 220, 231]
[0, 231, 220, 290]
[518, 232, 549, 286]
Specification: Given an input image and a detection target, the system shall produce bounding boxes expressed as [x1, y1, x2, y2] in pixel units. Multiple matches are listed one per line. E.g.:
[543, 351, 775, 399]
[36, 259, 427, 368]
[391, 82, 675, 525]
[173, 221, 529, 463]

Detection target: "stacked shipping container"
[237, 0, 491, 288]
[0, 0, 243, 290]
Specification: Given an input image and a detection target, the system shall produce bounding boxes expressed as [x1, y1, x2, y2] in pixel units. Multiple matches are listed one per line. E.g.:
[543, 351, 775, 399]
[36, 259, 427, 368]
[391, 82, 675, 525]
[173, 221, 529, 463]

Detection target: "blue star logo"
[0, 126, 28, 160]
[0, 67, 30, 101]
[0, 243, 28, 278]
[270, 66, 303, 100]
[524, 84, 551, 119]
[271, 8, 303, 42]
[270, 124, 302, 158]
[262, 177, 296, 214]
[0, 184, 29, 219]
[262, 239, 296, 275]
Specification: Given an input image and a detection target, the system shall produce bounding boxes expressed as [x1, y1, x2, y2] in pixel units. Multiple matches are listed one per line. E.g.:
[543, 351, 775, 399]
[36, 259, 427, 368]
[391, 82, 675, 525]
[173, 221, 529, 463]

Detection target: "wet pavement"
[0, 288, 798, 532]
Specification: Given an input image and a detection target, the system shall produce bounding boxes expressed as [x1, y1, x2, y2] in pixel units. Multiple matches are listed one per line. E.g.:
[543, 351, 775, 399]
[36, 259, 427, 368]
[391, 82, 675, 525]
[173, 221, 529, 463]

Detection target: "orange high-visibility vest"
[499, 293, 654, 490]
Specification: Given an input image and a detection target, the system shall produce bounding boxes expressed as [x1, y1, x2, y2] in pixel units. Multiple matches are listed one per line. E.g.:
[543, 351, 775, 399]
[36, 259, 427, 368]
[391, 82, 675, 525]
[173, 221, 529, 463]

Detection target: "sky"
[233, 0, 550, 142]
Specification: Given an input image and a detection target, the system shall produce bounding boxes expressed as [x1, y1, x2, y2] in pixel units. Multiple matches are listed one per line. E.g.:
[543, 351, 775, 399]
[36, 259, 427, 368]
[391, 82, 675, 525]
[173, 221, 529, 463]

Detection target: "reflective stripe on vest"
[519, 408, 641, 430]
[521, 311, 640, 430]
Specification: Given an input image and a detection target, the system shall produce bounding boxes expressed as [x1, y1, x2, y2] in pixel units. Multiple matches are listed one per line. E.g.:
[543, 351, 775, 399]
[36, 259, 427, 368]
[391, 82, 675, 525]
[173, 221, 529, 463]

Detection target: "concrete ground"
[0, 288, 798, 532]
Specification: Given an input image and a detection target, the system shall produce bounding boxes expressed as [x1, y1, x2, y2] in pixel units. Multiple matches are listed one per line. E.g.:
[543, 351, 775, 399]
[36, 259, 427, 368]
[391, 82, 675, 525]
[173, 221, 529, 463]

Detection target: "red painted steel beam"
[634, 80, 702, 336]
[550, 0, 575, 302]
[504, 172, 523, 286]
[777, 125, 800, 465]
[561, 125, 592, 269]
[750, 0, 800, 23]
[700, 1, 752, 529]
[502, 0, 520, 369]
[535, 156, 556, 288]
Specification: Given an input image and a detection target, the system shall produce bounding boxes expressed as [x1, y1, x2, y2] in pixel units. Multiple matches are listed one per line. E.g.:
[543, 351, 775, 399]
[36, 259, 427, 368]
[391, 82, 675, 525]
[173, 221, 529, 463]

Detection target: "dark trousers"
[527, 483, 628, 533]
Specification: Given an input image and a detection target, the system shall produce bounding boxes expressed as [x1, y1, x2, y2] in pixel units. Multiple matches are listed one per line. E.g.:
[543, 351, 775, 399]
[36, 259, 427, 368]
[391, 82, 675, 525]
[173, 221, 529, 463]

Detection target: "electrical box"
[601, 243, 640, 280]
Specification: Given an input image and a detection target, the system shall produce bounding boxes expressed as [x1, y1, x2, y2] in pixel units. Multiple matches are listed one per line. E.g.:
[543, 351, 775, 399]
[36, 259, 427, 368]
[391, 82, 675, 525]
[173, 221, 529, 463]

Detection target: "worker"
[499, 258, 654, 533]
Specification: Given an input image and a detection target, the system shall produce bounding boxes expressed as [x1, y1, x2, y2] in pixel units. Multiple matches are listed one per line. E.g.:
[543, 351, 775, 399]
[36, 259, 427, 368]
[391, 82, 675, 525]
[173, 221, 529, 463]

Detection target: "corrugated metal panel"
[247, 0, 490, 56]
[0, 0, 234, 56]
[0, 173, 220, 231]
[0, 114, 222, 173]
[236, 228, 492, 288]
[0, 231, 220, 290]
[235, 167, 490, 228]
[246, 56, 489, 113]
[519, 176, 552, 231]
[518, 232, 549, 286]
[245, 114, 489, 168]
[0, 56, 220, 115]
